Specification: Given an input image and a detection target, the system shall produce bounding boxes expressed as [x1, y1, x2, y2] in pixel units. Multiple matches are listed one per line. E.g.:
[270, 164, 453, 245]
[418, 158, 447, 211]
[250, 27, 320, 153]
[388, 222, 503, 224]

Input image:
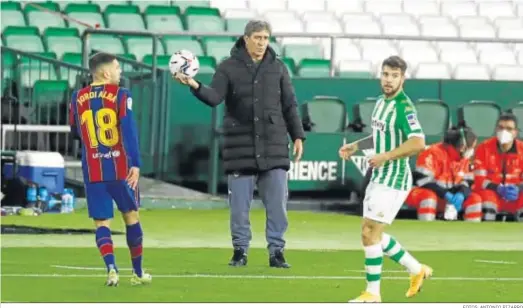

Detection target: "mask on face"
[462, 148, 474, 159]
[497, 129, 514, 145]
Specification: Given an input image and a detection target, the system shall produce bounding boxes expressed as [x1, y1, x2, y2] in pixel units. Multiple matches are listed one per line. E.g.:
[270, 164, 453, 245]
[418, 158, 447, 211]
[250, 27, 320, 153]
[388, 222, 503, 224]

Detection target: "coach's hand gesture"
[173, 72, 199, 89]
[126, 167, 140, 191]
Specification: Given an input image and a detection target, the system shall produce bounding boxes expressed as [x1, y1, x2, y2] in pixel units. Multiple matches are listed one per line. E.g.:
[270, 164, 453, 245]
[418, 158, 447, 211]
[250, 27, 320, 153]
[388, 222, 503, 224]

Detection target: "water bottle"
[61, 190, 71, 213]
[26, 182, 38, 207]
[67, 188, 75, 213]
[61, 189, 75, 213]
[38, 186, 49, 203]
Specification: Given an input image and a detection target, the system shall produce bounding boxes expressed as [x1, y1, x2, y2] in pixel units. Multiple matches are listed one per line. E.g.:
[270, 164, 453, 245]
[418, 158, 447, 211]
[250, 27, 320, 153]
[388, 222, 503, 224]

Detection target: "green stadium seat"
[61, 52, 82, 65]
[124, 36, 166, 61]
[1, 10, 26, 31]
[198, 56, 216, 74]
[91, 1, 131, 11]
[64, 3, 101, 13]
[282, 58, 296, 77]
[2, 50, 15, 80]
[145, 4, 181, 16]
[44, 28, 82, 59]
[23, 1, 60, 12]
[106, 6, 145, 31]
[174, 1, 210, 11]
[3, 25, 39, 36]
[27, 11, 67, 33]
[353, 99, 378, 134]
[509, 105, 523, 131]
[1, 1, 22, 11]
[143, 54, 171, 69]
[297, 59, 331, 78]
[117, 53, 139, 73]
[145, 12, 184, 32]
[88, 35, 125, 54]
[163, 36, 204, 56]
[19, 52, 59, 87]
[338, 70, 374, 78]
[457, 101, 502, 137]
[60, 52, 84, 88]
[135, 1, 174, 12]
[185, 7, 224, 32]
[202, 37, 233, 63]
[4, 30, 45, 53]
[104, 4, 140, 14]
[66, 12, 106, 32]
[283, 44, 323, 64]
[301, 96, 347, 133]
[225, 18, 249, 33]
[415, 99, 450, 135]
[32, 80, 69, 117]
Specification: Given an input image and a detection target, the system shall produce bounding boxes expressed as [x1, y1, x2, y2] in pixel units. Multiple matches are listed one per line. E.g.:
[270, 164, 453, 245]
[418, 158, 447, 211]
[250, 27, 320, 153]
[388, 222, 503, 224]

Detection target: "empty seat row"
[304, 97, 523, 137]
[220, 0, 523, 20]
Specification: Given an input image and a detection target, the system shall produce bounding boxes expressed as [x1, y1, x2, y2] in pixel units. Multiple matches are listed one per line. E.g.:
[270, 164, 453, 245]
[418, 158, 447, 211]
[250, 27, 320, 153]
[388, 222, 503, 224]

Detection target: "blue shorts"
[84, 180, 140, 220]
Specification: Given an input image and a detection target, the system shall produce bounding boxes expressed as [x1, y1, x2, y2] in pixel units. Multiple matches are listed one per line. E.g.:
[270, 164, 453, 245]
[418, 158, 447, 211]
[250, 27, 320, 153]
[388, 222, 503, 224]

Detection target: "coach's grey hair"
[244, 20, 272, 36]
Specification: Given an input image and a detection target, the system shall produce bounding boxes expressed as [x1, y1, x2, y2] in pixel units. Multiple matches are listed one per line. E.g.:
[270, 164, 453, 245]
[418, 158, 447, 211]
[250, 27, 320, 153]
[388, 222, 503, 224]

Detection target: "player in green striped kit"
[339, 56, 433, 303]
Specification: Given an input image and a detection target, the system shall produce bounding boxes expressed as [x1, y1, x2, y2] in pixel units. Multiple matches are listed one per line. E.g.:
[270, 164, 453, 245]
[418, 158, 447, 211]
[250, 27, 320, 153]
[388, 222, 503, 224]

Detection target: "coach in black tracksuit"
[174, 20, 305, 268]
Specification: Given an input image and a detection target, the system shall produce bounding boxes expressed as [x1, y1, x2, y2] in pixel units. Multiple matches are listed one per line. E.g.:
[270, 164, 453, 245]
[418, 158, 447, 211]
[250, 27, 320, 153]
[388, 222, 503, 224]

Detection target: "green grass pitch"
[1, 208, 522, 303]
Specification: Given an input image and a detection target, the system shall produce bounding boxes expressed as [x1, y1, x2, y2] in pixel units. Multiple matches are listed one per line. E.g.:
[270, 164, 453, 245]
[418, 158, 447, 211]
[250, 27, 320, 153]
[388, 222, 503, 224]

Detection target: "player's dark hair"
[88, 52, 116, 74]
[382, 56, 407, 74]
[444, 125, 477, 148]
[497, 112, 518, 129]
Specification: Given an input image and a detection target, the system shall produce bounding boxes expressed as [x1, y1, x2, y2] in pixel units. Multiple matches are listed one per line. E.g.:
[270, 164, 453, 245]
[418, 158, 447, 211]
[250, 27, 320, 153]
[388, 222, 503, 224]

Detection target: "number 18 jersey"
[69, 83, 141, 183]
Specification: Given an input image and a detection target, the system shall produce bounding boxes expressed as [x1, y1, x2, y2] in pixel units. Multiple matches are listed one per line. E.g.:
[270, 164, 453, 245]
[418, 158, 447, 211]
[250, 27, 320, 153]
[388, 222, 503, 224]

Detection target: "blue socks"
[126, 222, 143, 277]
[95, 226, 117, 272]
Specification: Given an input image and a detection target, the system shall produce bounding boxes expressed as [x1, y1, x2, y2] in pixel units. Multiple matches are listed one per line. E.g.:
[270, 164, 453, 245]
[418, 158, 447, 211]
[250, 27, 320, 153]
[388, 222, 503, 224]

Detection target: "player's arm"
[280, 61, 305, 142]
[68, 91, 81, 140]
[119, 91, 141, 169]
[383, 102, 426, 161]
[188, 62, 229, 107]
[414, 150, 449, 199]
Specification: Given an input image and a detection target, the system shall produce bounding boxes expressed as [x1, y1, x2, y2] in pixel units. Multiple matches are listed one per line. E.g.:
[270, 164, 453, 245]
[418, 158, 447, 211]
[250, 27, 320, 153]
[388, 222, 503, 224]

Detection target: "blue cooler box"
[16, 151, 65, 195]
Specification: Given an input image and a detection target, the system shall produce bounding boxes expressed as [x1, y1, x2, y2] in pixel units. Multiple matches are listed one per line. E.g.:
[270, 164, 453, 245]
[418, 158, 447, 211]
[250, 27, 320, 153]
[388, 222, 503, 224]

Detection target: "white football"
[169, 50, 199, 78]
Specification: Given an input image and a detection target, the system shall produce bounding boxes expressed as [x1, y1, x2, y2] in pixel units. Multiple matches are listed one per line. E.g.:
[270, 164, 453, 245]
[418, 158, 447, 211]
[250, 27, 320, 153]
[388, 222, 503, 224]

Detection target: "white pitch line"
[2, 273, 523, 281]
[474, 259, 518, 265]
[51, 265, 134, 271]
[50, 265, 407, 274]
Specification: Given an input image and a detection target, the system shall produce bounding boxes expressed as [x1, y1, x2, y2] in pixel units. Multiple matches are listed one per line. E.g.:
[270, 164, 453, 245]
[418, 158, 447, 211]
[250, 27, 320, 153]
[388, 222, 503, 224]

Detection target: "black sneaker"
[228, 248, 247, 267]
[269, 249, 291, 268]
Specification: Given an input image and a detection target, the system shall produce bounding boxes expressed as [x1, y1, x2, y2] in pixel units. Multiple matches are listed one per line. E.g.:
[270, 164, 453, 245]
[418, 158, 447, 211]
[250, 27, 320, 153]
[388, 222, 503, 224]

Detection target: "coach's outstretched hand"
[173, 72, 199, 89]
[126, 167, 140, 191]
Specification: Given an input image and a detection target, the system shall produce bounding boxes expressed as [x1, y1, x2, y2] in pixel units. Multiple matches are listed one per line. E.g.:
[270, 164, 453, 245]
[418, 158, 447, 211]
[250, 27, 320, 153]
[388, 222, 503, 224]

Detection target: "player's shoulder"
[396, 94, 415, 112]
[117, 86, 131, 95]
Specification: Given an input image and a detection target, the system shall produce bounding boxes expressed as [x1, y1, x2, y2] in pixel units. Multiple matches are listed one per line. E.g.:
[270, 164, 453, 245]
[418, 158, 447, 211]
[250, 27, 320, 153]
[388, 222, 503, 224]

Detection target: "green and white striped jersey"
[370, 90, 425, 191]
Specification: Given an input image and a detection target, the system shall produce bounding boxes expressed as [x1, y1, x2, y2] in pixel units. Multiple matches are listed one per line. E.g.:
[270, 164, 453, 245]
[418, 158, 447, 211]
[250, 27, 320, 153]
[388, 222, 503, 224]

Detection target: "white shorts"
[363, 182, 410, 225]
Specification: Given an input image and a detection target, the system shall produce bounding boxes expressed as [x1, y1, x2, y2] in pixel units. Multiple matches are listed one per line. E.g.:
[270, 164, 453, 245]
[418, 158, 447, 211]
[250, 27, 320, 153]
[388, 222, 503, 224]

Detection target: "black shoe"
[269, 249, 291, 268]
[228, 248, 247, 267]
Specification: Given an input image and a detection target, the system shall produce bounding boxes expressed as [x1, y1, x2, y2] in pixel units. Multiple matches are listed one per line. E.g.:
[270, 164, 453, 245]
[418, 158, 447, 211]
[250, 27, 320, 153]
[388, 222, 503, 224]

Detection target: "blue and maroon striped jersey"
[69, 83, 141, 183]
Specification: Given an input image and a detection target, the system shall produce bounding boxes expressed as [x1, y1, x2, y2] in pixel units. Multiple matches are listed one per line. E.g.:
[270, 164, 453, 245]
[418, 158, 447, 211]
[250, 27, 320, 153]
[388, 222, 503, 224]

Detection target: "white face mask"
[497, 129, 514, 145]
[463, 148, 474, 159]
